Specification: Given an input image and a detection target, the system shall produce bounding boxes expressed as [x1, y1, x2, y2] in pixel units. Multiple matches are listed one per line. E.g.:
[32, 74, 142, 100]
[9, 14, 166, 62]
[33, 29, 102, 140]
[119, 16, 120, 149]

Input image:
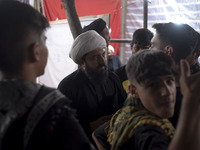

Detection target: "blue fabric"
[108, 55, 122, 71]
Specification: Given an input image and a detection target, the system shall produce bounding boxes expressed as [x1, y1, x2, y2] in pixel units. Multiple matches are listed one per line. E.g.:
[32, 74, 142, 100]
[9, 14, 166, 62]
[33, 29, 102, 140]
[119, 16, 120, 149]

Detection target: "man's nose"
[98, 54, 106, 63]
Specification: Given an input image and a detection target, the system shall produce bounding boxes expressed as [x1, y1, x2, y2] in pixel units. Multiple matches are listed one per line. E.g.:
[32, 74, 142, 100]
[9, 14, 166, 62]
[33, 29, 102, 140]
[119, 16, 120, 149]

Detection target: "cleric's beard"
[84, 64, 108, 84]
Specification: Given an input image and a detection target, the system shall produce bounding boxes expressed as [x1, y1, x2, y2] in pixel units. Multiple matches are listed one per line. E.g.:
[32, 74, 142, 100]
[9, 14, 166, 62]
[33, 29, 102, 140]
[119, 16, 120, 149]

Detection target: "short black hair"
[126, 50, 177, 84]
[152, 22, 198, 63]
[0, 1, 50, 74]
[193, 31, 200, 54]
[131, 28, 153, 50]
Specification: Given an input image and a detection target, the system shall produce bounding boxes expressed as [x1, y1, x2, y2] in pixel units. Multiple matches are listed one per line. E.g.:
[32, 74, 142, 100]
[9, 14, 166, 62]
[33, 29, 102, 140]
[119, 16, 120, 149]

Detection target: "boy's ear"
[28, 42, 40, 62]
[164, 45, 173, 56]
[128, 84, 139, 98]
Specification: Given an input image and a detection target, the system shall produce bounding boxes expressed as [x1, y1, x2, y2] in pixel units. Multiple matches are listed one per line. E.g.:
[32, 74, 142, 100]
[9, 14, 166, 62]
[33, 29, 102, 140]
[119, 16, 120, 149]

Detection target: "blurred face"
[100, 27, 110, 47]
[131, 43, 138, 54]
[37, 32, 48, 76]
[130, 44, 144, 54]
[150, 33, 175, 63]
[132, 75, 176, 118]
[108, 48, 112, 56]
[130, 43, 151, 55]
[82, 48, 108, 83]
[150, 33, 164, 50]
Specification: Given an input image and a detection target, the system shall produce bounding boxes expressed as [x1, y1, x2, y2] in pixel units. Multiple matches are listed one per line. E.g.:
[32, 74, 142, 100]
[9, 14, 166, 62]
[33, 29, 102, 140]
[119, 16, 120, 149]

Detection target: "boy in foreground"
[0, 1, 94, 149]
[94, 50, 200, 150]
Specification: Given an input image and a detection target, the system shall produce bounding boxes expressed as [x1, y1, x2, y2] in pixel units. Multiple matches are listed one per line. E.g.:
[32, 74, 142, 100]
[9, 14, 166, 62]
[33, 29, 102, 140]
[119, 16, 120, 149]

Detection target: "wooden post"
[62, 0, 82, 39]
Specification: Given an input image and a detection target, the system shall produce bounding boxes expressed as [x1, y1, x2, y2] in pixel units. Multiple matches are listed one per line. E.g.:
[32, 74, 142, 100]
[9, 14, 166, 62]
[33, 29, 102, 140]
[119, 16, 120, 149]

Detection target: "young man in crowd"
[115, 28, 153, 92]
[94, 50, 200, 150]
[150, 22, 200, 127]
[0, 1, 94, 150]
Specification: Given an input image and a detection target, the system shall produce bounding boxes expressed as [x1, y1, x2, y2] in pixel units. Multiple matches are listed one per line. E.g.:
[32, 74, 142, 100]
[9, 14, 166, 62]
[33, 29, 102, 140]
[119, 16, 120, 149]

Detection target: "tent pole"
[143, 0, 148, 28]
[62, 0, 82, 39]
[120, 0, 127, 64]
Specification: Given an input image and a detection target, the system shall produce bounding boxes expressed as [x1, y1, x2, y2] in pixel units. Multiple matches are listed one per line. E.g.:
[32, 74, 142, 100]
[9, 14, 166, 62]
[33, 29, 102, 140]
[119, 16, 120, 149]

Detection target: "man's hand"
[168, 59, 200, 150]
[179, 59, 200, 110]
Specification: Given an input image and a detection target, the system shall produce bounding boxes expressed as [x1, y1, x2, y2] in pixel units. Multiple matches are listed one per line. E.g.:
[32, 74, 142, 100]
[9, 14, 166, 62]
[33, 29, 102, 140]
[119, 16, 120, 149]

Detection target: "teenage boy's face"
[133, 75, 176, 118]
[35, 31, 48, 76]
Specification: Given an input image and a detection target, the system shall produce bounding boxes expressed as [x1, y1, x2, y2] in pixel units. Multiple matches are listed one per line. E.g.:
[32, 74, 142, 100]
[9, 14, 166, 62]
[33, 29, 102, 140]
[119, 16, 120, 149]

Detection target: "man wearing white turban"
[58, 30, 127, 145]
[69, 30, 107, 64]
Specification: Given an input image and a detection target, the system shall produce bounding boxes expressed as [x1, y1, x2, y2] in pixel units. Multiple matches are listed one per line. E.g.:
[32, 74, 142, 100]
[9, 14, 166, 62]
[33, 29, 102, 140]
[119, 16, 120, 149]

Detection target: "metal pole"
[120, 0, 127, 64]
[110, 39, 131, 43]
[143, 0, 148, 28]
[40, 0, 45, 16]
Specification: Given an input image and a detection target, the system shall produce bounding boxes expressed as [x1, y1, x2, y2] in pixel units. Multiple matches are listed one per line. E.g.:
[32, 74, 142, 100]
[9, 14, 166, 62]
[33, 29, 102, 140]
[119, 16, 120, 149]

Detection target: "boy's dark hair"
[130, 28, 153, 50]
[152, 22, 198, 63]
[0, 1, 50, 74]
[126, 49, 177, 84]
[193, 31, 200, 54]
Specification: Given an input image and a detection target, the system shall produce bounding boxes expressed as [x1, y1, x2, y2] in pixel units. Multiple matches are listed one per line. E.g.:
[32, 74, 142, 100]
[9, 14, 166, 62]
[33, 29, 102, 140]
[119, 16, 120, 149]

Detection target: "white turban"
[69, 30, 107, 64]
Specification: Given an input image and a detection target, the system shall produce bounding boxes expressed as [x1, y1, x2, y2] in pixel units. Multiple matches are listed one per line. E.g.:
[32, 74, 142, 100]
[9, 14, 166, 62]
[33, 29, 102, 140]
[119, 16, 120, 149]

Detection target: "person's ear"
[130, 43, 133, 50]
[194, 50, 200, 59]
[78, 59, 85, 69]
[164, 45, 173, 56]
[128, 84, 139, 98]
[28, 42, 40, 62]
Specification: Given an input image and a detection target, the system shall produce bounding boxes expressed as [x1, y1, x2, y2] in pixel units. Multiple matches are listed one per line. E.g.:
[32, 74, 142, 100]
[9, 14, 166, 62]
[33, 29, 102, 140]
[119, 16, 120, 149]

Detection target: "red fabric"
[43, 0, 66, 21]
[109, 2, 121, 56]
[43, 0, 121, 55]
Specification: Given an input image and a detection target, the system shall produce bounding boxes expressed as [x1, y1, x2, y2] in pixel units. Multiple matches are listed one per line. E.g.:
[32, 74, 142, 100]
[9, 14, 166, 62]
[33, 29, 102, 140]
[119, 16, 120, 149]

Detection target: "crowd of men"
[0, 1, 200, 150]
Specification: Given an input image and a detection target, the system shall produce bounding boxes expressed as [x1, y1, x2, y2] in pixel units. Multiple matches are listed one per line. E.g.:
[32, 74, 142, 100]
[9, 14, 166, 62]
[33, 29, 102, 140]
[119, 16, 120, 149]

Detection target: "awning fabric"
[43, 0, 122, 55]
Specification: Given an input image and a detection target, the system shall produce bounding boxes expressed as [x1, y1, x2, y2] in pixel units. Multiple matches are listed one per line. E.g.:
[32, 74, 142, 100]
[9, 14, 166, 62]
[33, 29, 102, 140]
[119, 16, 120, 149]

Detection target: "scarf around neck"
[107, 94, 175, 150]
